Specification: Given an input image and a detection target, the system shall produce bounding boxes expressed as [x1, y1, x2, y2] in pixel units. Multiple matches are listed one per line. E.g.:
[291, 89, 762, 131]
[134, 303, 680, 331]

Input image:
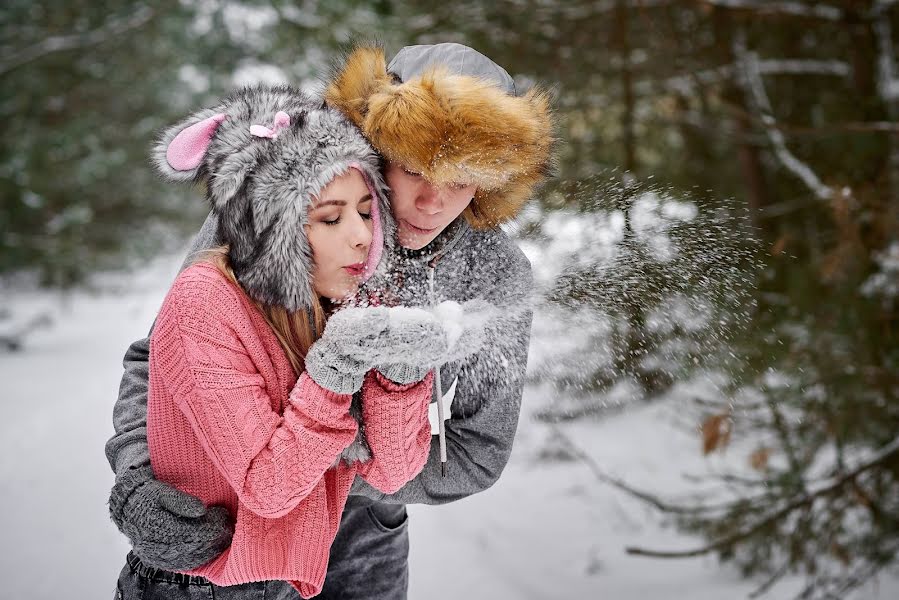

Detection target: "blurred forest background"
[2, 1, 897, 599]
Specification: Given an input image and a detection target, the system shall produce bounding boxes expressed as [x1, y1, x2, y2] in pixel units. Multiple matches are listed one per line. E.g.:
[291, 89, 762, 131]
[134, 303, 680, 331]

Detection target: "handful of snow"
[384, 302, 469, 354]
[427, 300, 492, 362]
[430, 301, 465, 349]
[381, 300, 491, 362]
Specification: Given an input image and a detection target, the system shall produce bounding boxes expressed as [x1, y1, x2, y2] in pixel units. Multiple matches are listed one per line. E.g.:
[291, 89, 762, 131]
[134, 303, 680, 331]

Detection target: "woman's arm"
[354, 371, 434, 494]
[156, 266, 358, 519]
[105, 212, 221, 475]
[106, 213, 237, 572]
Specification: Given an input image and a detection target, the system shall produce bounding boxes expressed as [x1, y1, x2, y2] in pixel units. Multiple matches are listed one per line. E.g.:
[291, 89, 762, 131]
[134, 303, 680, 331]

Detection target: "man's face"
[385, 162, 477, 250]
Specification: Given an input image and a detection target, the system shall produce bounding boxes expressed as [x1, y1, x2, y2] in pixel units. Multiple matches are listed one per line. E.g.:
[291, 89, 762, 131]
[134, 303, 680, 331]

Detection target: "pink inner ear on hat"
[350, 164, 383, 283]
[273, 111, 290, 129]
[166, 113, 227, 171]
[250, 111, 291, 139]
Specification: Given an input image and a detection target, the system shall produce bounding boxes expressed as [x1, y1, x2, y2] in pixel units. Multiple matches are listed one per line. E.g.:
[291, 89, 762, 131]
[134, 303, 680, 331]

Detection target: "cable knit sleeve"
[354, 370, 434, 494]
[151, 265, 359, 519]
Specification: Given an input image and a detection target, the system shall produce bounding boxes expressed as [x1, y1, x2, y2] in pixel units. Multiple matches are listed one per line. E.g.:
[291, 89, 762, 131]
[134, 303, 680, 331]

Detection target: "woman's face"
[384, 162, 477, 250]
[306, 169, 374, 300]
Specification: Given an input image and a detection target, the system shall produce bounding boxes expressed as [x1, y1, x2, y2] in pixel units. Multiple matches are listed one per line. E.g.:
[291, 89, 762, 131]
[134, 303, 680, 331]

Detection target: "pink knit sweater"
[147, 263, 433, 597]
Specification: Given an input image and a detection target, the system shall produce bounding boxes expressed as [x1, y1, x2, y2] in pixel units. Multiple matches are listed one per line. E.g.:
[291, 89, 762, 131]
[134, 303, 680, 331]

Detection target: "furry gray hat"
[153, 84, 391, 312]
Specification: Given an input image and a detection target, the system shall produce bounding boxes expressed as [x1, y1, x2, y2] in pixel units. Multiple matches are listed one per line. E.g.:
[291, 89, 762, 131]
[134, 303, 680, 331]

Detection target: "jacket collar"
[396, 217, 472, 265]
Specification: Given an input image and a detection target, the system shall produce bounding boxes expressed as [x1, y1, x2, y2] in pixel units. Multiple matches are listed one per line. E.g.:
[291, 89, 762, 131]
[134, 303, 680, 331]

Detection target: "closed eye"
[323, 212, 370, 225]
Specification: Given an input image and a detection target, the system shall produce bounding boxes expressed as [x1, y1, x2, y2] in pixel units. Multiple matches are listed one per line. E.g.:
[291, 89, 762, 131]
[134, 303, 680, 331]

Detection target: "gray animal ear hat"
[152, 84, 392, 312]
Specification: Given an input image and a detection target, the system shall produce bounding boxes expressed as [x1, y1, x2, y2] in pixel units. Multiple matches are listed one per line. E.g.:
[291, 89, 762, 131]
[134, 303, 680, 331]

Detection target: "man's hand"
[109, 466, 233, 571]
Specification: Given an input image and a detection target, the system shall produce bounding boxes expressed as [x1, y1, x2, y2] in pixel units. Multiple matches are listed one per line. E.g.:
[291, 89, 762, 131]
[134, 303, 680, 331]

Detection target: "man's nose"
[415, 183, 443, 214]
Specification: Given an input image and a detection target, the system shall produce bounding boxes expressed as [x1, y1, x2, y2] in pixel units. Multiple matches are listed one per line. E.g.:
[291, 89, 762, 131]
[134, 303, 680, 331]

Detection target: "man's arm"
[104, 334, 152, 472]
[350, 240, 534, 505]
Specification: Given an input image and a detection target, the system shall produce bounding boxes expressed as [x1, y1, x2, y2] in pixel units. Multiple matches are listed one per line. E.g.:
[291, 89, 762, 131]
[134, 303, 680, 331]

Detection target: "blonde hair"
[197, 246, 327, 375]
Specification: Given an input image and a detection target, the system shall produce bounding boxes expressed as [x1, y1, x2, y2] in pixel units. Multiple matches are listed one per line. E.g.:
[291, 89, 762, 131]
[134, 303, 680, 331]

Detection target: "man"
[107, 42, 554, 599]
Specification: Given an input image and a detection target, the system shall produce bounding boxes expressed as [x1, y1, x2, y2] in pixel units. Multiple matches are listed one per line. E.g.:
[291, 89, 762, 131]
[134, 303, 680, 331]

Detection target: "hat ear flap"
[325, 45, 394, 126]
[152, 110, 227, 182]
[207, 145, 260, 211]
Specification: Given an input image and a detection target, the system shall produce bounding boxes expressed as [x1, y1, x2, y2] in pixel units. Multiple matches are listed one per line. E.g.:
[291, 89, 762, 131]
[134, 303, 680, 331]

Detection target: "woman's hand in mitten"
[303, 306, 390, 394]
[374, 307, 449, 384]
[305, 305, 449, 389]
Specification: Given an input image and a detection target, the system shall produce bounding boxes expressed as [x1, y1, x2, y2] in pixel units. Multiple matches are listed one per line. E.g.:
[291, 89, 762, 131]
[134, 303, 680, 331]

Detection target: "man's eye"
[323, 217, 339, 226]
[360, 212, 372, 221]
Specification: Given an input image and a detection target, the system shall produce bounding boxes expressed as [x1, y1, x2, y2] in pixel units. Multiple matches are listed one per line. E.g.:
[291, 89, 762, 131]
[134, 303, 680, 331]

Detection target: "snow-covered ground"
[1, 253, 896, 600]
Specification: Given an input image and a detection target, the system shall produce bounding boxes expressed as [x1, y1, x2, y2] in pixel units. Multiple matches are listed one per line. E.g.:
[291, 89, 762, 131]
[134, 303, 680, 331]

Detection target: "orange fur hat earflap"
[325, 43, 556, 229]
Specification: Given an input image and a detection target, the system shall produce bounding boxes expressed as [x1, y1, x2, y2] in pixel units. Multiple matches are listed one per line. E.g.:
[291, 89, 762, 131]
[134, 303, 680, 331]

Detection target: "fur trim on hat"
[152, 85, 391, 313]
[325, 46, 555, 229]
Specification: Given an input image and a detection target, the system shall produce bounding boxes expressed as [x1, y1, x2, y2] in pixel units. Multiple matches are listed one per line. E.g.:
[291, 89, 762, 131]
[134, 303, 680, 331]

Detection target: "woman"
[113, 85, 448, 598]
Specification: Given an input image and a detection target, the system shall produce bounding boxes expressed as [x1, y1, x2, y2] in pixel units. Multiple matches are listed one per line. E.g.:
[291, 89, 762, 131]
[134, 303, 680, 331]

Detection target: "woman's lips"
[401, 219, 438, 235]
[343, 263, 365, 276]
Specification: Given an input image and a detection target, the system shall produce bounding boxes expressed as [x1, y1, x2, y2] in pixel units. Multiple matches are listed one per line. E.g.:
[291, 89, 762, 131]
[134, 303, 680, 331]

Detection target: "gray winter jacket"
[104, 212, 534, 505]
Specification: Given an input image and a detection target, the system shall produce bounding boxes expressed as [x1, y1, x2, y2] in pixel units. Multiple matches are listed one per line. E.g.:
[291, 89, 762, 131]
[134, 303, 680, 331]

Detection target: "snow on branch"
[874, 2, 899, 106]
[530, 0, 843, 21]
[698, 0, 842, 21]
[0, 6, 155, 77]
[530, 1, 679, 20]
[733, 32, 836, 200]
[656, 59, 850, 96]
[739, 59, 849, 78]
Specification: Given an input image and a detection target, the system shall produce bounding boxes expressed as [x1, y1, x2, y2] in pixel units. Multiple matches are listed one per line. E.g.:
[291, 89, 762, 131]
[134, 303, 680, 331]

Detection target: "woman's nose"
[348, 213, 372, 249]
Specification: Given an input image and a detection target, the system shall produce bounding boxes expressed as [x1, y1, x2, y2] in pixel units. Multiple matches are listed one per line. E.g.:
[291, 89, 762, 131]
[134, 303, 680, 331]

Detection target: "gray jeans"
[115, 496, 410, 600]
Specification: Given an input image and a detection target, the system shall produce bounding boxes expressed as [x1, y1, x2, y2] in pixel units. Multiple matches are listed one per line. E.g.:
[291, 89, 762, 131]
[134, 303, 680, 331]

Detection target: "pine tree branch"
[795, 539, 899, 600]
[549, 423, 764, 515]
[646, 58, 850, 99]
[748, 557, 793, 599]
[732, 30, 838, 201]
[523, 0, 845, 21]
[697, 0, 843, 21]
[625, 435, 899, 558]
[0, 6, 156, 77]
[874, 2, 899, 107]
[548, 423, 686, 512]
[681, 470, 771, 489]
[873, 0, 899, 206]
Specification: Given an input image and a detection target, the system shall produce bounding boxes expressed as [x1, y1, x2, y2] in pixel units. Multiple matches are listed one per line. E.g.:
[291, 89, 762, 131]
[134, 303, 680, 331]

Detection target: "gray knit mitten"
[375, 307, 449, 384]
[304, 306, 449, 392]
[109, 466, 233, 571]
[304, 306, 391, 394]
[378, 362, 433, 385]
